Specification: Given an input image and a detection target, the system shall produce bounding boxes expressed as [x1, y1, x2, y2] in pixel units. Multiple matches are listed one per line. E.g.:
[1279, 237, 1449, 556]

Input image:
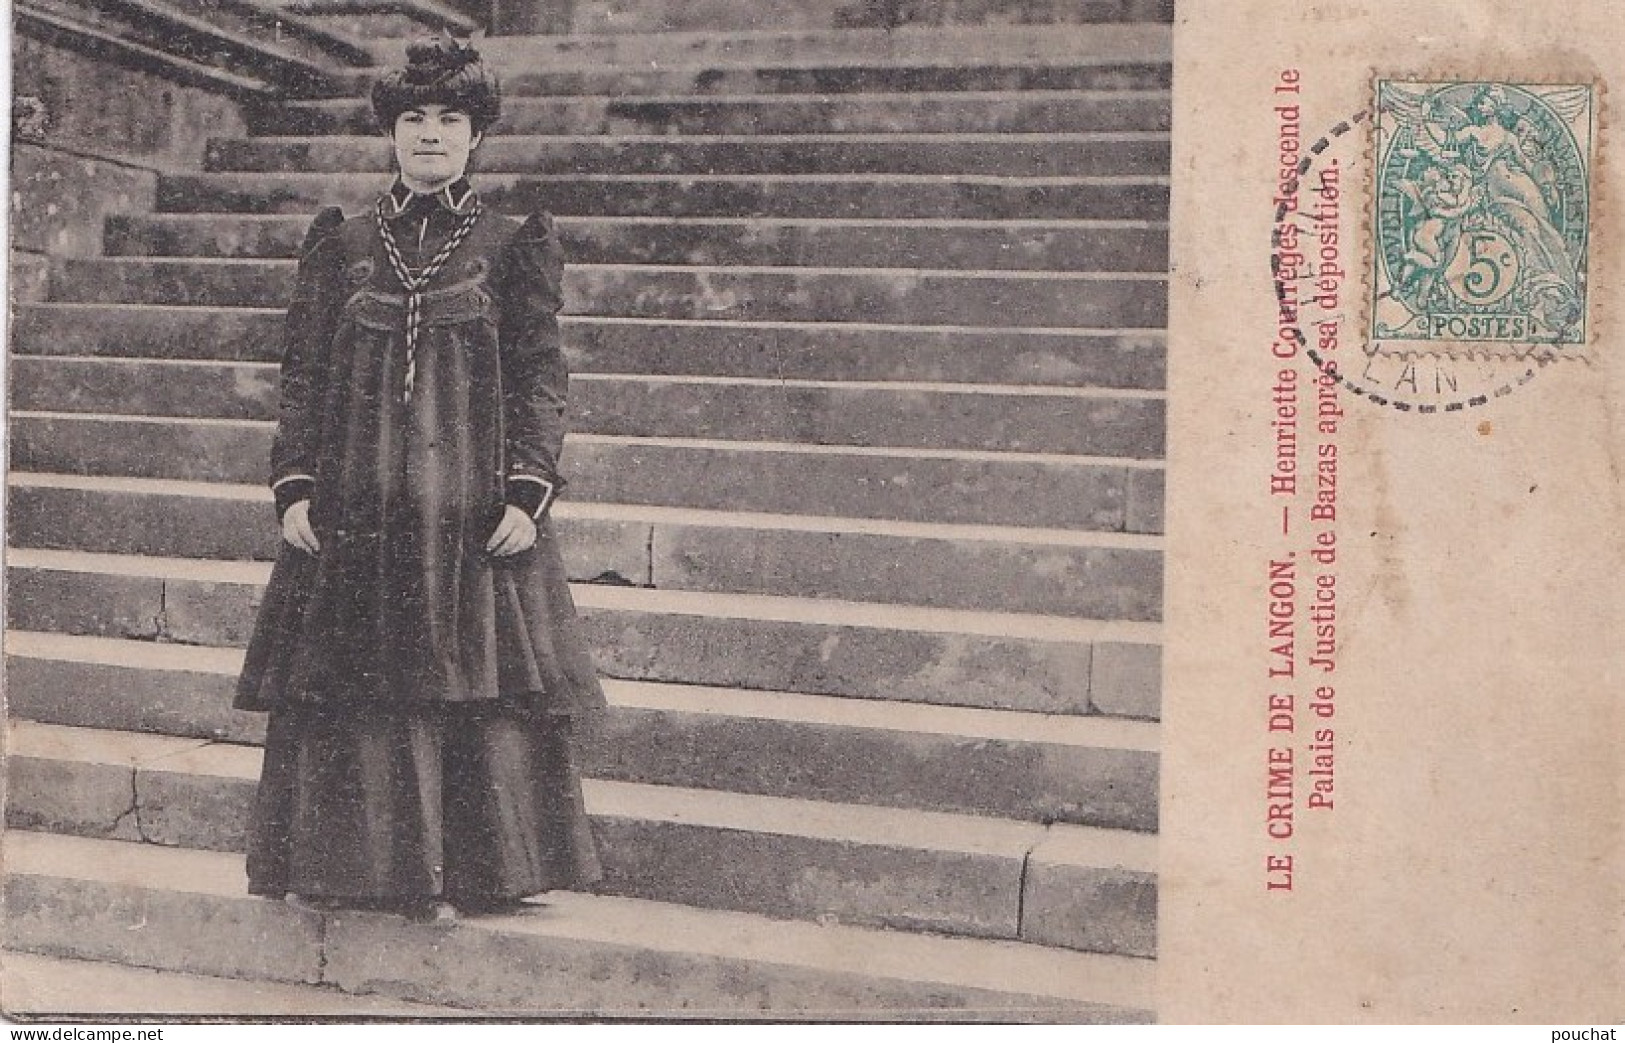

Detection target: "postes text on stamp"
[1370, 80, 1596, 357]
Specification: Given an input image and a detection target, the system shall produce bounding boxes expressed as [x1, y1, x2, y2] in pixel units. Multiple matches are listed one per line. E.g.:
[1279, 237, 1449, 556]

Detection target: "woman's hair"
[371, 36, 501, 134]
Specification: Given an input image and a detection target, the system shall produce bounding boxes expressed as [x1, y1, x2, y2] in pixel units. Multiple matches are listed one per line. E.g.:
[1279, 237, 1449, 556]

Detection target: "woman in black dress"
[235, 36, 604, 921]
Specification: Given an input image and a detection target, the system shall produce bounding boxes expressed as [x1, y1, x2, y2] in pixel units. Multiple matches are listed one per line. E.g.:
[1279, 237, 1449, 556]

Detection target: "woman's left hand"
[486, 505, 538, 556]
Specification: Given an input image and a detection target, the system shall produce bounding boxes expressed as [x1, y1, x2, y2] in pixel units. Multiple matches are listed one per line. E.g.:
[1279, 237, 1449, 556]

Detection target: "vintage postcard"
[1162, 0, 1621, 1023]
[1, 0, 1619, 1027]
[3, 1, 1170, 1022]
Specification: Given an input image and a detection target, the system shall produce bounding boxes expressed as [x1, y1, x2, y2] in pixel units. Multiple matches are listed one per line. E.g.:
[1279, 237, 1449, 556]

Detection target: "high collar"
[381, 177, 477, 219]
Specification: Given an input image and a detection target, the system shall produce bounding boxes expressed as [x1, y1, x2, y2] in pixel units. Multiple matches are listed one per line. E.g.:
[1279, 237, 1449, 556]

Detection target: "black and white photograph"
[3, 0, 1169, 1021]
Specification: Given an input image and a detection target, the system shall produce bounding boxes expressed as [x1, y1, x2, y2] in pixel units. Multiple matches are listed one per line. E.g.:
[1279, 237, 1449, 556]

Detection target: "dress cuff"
[506, 475, 559, 519]
[272, 475, 315, 519]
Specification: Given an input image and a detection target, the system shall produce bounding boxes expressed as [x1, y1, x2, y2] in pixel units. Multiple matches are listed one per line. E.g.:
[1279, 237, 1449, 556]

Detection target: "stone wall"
[9, 33, 249, 299]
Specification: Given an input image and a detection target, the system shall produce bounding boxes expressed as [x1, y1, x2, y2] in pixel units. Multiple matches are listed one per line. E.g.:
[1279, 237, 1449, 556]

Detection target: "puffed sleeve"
[496, 211, 569, 519]
[269, 206, 345, 518]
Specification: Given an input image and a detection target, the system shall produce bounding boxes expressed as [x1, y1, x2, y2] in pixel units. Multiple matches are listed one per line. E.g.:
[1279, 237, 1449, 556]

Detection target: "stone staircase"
[4, 6, 1169, 1020]
[15, 0, 375, 99]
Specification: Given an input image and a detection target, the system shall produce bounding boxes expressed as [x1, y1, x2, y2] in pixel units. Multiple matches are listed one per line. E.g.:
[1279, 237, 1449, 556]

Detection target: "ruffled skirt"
[236, 518, 606, 718]
[246, 701, 602, 902]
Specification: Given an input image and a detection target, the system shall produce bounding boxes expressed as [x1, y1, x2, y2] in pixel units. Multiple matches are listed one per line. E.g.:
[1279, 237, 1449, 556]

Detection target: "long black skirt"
[246, 701, 601, 903]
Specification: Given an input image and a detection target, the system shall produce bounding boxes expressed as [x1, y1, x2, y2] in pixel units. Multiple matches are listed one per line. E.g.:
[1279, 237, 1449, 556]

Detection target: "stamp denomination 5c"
[1370, 80, 1597, 357]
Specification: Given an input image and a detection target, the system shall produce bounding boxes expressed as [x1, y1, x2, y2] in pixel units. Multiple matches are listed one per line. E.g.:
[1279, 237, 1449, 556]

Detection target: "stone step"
[253, 88, 1170, 137]
[10, 8, 270, 116]
[48, 258, 1169, 330]
[7, 427, 1161, 540]
[5, 548, 1162, 718]
[6, 631, 1159, 827]
[4, 468, 1162, 621]
[558, 0, 1171, 35]
[156, 172, 1171, 220]
[209, 131, 1170, 178]
[3, 471, 630, 582]
[273, 0, 477, 38]
[7, 721, 1158, 952]
[467, 23, 1168, 73]
[11, 305, 1167, 389]
[105, 213, 1170, 273]
[9, 357, 1167, 460]
[4, 832, 1154, 1017]
[570, 438, 1163, 534]
[255, 91, 1171, 136]
[156, 0, 378, 70]
[7, 403, 1161, 527]
[25, 0, 346, 98]
[12, 302, 1167, 388]
[410, 61, 1170, 99]
[2, 951, 462, 1016]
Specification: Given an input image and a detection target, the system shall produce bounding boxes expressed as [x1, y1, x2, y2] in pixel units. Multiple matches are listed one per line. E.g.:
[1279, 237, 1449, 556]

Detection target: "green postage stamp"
[1370, 80, 1597, 355]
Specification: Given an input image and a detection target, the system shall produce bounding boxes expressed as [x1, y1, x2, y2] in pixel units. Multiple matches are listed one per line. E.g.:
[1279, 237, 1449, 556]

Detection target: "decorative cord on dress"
[373, 197, 483, 403]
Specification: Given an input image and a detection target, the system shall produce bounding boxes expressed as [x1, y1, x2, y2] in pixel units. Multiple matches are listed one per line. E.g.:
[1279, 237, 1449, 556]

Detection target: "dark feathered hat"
[371, 35, 501, 134]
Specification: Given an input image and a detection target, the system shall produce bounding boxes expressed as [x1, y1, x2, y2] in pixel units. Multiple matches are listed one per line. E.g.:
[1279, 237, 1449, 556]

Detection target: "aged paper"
[5, 0, 1622, 1025]
[1162, 0, 1623, 1023]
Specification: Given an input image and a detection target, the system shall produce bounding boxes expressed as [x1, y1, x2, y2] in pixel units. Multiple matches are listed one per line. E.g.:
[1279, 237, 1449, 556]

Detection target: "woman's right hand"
[282, 500, 321, 555]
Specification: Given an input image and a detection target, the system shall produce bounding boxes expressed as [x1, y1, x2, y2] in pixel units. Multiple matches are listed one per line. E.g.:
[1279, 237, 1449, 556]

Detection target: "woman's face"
[392, 103, 480, 190]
